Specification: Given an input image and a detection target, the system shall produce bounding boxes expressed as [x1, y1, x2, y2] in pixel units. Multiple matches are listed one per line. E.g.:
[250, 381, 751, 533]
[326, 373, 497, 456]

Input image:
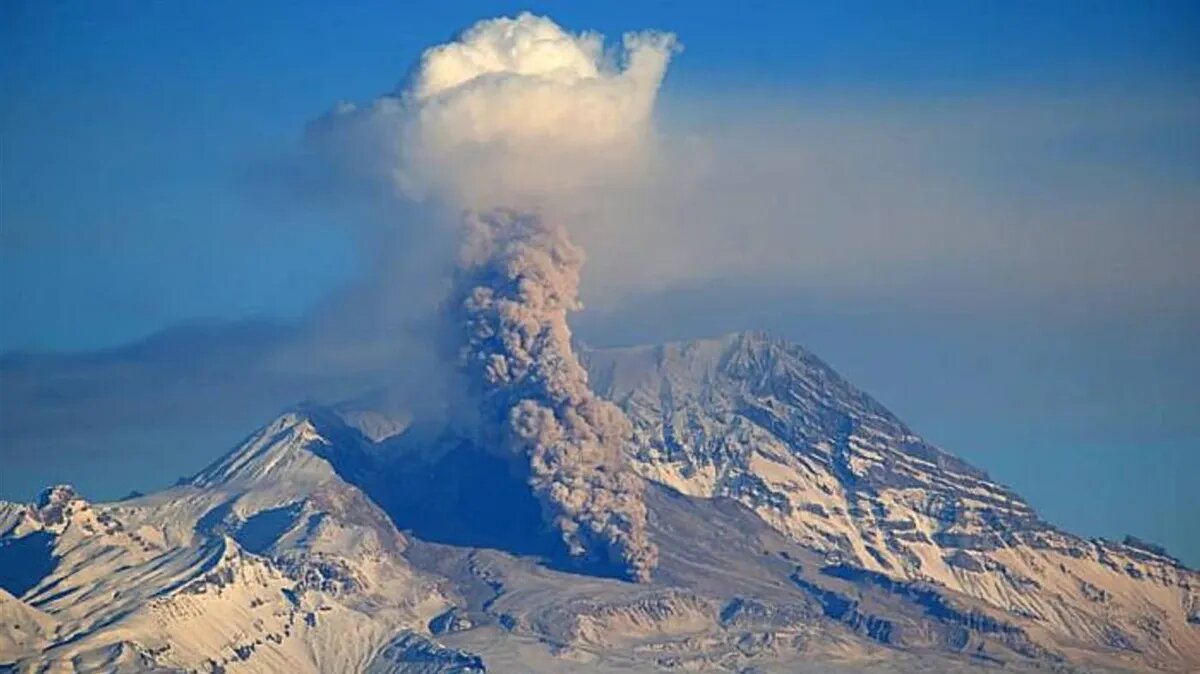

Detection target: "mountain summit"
[1, 332, 1196, 673]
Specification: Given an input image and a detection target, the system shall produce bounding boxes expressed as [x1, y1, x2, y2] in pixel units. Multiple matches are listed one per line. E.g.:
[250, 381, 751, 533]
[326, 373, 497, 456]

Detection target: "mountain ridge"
[1, 330, 1196, 672]
[582, 331, 1199, 666]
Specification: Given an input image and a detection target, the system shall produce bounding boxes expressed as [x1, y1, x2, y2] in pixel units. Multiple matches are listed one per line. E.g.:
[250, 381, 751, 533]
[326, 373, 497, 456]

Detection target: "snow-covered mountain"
[2, 332, 1196, 673]
[586, 332, 1200, 668]
[0, 413, 450, 672]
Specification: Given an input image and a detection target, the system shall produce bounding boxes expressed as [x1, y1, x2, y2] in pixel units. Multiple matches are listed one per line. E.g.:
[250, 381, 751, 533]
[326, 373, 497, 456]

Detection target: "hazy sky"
[1, 1, 1197, 563]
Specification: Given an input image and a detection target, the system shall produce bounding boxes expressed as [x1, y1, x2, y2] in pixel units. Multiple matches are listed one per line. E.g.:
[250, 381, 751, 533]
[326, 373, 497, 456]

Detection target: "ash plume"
[311, 14, 676, 581]
[452, 210, 656, 581]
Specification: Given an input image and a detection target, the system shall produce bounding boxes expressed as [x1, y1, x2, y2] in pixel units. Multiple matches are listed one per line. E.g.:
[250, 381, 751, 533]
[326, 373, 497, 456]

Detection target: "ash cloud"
[453, 211, 656, 580]
[310, 13, 677, 580]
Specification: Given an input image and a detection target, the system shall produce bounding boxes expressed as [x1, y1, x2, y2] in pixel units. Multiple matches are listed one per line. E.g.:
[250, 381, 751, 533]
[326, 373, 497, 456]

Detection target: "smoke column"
[453, 210, 656, 580]
[313, 13, 676, 581]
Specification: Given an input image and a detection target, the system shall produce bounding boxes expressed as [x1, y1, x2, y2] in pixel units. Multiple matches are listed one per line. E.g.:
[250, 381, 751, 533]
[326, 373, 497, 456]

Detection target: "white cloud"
[306, 15, 1199, 319]
[311, 13, 677, 210]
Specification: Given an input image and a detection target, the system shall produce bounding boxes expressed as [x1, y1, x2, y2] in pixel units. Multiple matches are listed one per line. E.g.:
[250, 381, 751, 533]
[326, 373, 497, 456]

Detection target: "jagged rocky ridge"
[0, 331, 1196, 673]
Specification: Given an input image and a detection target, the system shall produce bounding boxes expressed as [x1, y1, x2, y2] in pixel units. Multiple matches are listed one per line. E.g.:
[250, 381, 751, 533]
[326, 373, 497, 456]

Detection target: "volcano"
[1, 331, 1196, 673]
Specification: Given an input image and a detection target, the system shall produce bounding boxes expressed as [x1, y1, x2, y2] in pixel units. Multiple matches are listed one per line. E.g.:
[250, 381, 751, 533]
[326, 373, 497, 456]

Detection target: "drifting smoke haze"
[311, 13, 677, 580]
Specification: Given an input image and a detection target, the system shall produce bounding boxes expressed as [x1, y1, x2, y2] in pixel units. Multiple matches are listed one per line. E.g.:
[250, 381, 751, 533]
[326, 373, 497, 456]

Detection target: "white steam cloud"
[314, 12, 677, 209]
[312, 13, 676, 580]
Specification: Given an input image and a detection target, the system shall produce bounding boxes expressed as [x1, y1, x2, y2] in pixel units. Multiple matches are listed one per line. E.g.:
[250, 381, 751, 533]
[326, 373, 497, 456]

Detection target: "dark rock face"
[789, 571, 896, 645]
[718, 597, 812, 631]
[367, 632, 485, 674]
[942, 551, 985, 573]
[429, 608, 473, 636]
[818, 564, 1023, 638]
[35, 486, 77, 507]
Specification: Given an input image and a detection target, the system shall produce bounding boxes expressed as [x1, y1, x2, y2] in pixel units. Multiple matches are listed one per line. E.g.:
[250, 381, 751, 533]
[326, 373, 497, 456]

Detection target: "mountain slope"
[583, 331, 1200, 670]
[1, 331, 1196, 672]
[0, 413, 448, 673]
[5, 408, 1048, 674]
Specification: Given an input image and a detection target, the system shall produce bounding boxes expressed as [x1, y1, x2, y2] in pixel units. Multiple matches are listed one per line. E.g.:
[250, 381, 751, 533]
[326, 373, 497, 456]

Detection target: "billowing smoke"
[311, 14, 677, 581]
[453, 210, 656, 580]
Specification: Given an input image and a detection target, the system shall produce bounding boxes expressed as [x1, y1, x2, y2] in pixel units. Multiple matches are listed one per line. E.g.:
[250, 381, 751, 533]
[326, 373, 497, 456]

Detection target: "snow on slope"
[2, 331, 1197, 673]
[583, 331, 1200, 671]
[0, 412, 449, 673]
[0, 588, 55, 656]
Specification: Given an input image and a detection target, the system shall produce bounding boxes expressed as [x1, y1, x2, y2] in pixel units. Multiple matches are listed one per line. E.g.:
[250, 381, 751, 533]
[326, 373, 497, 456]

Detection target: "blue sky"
[2, 1, 1197, 350]
[1, 2, 1198, 562]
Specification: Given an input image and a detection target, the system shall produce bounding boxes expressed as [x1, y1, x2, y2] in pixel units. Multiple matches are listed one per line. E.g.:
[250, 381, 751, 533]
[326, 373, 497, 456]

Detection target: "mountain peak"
[724, 328, 792, 350]
[587, 332, 1040, 553]
[189, 411, 336, 489]
[5, 333, 1198, 672]
[36, 485, 80, 510]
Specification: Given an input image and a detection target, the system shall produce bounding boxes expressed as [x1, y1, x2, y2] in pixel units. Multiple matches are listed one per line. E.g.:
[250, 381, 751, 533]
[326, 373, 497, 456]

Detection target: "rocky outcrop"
[366, 632, 484, 674]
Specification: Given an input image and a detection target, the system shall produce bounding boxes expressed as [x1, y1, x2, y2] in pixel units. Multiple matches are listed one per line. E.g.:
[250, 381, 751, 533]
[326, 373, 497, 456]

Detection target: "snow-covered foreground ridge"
[1, 331, 1197, 673]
